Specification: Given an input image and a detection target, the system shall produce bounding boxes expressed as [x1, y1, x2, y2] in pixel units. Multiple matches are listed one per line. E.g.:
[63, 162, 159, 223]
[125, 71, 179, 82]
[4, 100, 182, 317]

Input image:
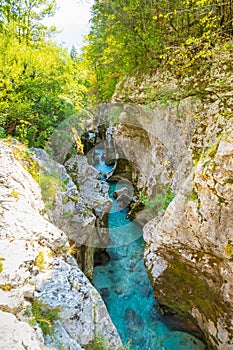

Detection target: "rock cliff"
[30, 148, 112, 280]
[95, 71, 233, 349]
[0, 140, 122, 349]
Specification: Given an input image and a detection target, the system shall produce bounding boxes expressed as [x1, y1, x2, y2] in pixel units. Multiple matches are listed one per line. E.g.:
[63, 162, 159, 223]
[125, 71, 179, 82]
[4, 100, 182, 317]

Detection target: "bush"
[86, 336, 131, 350]
[29, 299, 60, 336]
[140, 187, 175, 213]
[86, 336, 108, 350]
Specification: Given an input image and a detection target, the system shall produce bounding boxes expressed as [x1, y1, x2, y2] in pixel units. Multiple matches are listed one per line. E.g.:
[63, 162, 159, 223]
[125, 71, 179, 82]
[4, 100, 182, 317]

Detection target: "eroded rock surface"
[31, 148, 112, 279]
[95, 91, 233, 348]
[0, 141, 122, 349]
[143, 135, 233, 349]
[0, 311, 47, 350]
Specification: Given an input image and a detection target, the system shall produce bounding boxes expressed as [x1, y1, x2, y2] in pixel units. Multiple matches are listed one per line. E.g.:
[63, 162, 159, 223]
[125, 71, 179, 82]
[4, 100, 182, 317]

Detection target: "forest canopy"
[0, 0, 89, 147]
[83, 0, 233, 101]
[0, 0, 232, 145]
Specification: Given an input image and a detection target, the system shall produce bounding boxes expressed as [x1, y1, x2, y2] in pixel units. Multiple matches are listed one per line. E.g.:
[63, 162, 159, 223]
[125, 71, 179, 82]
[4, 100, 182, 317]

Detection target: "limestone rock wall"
[31, 148, 112, 280]
[143, 127, 233, 348]
[0, 141, 122, 349]
[99, 90, 233, 347]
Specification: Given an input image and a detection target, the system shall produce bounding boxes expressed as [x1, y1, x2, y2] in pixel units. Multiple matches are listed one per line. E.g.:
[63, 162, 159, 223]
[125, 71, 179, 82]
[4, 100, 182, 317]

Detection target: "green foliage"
[29, 299, 60, 336]
[0, 1, 89, 147]
[0, 36, 88, 147]
[0, 127, 6, 138]
[63, 210, 74, 219]
[86, 336, 131, 350]
[86, 335, 108, 350]
[0, 257, 5, 273]
[37, 170, 63, 210]
[186, 189, 198, 202]
[13, 143, 66, 211]
[205, 143, 219, 158]
[83, 0, 233, 101]
[0, 0, 57, 44]
[224, 177, 233, 184]
[83, 208, 90, 217]
[139, 187, 175, 213]
[12, 143, 41, 182]
[138, 190, 149, 205]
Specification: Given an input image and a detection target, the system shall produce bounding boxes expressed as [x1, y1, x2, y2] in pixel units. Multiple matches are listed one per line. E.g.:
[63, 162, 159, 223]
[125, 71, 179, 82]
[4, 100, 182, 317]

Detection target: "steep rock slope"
[100, 72, 233, 348]
[0, 141, 122, 349]
[31, 148, 112, 280]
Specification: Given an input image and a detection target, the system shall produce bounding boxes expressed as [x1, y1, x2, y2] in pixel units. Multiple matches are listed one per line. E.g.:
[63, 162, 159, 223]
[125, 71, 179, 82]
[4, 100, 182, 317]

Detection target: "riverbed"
[93, 148, 206, 350]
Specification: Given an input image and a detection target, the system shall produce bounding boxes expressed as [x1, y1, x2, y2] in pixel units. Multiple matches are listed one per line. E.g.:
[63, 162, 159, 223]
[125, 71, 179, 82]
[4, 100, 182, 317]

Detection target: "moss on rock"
[150, 248, 232, 347]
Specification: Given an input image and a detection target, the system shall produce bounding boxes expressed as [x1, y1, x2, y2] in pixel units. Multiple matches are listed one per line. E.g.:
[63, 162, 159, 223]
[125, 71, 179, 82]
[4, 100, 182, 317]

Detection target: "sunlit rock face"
[31, 148, 112, 281]
[0, 141, 122, 350]
[95, 93, 233, 348]
[143, 135, 233, 349]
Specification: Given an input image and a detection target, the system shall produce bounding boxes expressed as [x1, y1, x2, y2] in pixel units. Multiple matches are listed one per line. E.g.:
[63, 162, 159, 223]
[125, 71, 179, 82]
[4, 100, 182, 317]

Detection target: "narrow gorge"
[87, 92, 233, 350]
[1, 1, 233, 349]
[1, 86, 232, 349]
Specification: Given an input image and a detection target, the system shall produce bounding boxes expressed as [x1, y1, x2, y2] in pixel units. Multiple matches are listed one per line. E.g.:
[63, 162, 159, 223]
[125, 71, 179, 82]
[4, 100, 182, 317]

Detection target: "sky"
[46, 0, 94, 52]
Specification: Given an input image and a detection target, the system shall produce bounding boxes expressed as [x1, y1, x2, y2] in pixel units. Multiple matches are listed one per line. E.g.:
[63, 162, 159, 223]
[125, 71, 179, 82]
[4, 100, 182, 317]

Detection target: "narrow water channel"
[93, 148, 206, 350]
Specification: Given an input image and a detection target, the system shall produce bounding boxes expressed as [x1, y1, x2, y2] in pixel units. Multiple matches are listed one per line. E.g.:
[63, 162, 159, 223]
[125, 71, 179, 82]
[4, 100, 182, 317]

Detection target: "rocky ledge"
[0, 141, 122, 349]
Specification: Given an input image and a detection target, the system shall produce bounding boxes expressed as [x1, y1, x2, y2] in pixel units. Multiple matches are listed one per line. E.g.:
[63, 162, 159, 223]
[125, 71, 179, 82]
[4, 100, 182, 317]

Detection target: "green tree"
[0, 0, 57, 43]
[83, 0, 165, 101]
[83, 0, 233, 101]
[0, 0, 90, 147]
[0, 35, 88, 146]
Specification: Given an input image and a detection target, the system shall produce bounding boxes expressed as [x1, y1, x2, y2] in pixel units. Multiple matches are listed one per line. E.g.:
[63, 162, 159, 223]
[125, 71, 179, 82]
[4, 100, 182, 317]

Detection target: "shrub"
[0, 127, 6, 138]
[86, 336, 108, 350]
[29, 299, 60, 336]
[140, 187, 175, 213]
[86, 336, 131, 350]
[37, 170, 64, 210]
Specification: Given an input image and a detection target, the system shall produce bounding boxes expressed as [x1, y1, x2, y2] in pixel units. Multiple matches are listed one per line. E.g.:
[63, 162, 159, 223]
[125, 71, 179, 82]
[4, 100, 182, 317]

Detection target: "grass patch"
[205, 142, 219, 158]
[12, 143, 65, 211]
[83, 208, 90, 217]
[186, 189, 198, 202]
[86, 335, 131, 350]
[28, 299, 60, 336]
[12, 143, 40, 181]
[37, 171, 64, 211]
[63, 210, 74, 219]
[86, 335, 108, 350]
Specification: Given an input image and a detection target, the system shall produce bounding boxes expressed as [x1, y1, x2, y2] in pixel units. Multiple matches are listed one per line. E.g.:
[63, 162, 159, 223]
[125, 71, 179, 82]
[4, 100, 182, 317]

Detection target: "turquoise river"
[93, 148, 206, 350]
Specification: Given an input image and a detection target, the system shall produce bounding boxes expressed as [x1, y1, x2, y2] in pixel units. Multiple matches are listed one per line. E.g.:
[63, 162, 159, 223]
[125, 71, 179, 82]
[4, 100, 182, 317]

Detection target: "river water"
[93, 149, 206, 350]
